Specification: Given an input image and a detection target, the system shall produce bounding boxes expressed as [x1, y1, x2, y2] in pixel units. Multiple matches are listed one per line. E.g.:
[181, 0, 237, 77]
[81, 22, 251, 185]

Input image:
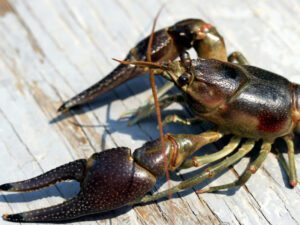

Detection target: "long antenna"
[146, 7, 173, 203]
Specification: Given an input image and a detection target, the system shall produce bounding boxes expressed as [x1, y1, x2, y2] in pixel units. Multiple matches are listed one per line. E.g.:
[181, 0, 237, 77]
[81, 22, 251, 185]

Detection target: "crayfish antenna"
[146, 7, 175, 219]
[0, 159, 86, 192]
[112, 58, 167, 70]
[2, 194, 90, 222]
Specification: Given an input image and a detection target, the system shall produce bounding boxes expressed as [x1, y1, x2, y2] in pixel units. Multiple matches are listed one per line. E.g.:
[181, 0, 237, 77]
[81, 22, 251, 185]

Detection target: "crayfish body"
[1, 17, 300, 223]
[53, 16, 300, 206]
[156, 58, 300, 141]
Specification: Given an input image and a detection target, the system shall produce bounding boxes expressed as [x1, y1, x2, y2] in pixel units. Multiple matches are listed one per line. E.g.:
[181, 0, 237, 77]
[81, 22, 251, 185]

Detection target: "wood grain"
[0, 0, 299, 224]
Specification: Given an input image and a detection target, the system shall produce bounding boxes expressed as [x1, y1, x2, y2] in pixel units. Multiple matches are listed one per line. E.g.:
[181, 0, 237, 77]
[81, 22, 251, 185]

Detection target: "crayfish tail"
[2, 194, 91, 222]
[0, 159, 87, 192]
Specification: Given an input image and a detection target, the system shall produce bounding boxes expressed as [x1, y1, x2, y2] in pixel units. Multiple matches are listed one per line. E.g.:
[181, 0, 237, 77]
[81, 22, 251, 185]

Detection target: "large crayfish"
[1, 18, 299, 222]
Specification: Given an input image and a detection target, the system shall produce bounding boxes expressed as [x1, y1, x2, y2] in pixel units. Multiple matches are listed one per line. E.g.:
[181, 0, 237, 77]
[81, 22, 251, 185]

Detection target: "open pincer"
[0, 131, 221, 222]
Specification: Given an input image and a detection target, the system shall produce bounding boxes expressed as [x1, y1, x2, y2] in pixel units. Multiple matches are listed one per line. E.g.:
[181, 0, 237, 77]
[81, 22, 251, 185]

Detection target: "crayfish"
[1, 18, 299, 222]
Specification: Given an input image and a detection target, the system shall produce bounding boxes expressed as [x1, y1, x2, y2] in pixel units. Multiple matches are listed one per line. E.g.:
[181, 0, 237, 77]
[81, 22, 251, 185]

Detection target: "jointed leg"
[181, 136, 241, 169]
[130, 139, 255, 205]
[275, 148, 300, 186]
[162, 115, 203, 126]
[121, 82, 174, 117]
[284, 136, 298, 187]
[152, 82, 174, 102]
[198, 141, 272, 193]
[228, 51, 249, 65]
[142, 50, 190, 106]
[125, 94, 185, 126]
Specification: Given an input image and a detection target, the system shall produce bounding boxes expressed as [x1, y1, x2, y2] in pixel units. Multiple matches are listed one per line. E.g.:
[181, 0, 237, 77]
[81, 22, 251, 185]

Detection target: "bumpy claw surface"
[1, 132, 222, 222]
[0, 159, 87, 192]
[1, 148, 156, 222]
[2, 132, 286, 222]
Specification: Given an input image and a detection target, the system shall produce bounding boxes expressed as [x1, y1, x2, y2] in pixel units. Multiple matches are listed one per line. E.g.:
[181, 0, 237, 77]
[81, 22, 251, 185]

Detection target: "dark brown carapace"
[1, 18, 299, 223]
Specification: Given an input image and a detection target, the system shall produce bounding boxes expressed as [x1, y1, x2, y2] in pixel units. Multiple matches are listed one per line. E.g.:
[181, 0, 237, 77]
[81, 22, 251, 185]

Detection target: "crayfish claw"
[0, 183, 13, 191]
[2, 194, 90, 222]
[1, 132, 223, 222]
[57, 102, 68, 113]
[2, 214, 23, 222]
[0, 159, 87, 192]
[1, 147, 158, 222]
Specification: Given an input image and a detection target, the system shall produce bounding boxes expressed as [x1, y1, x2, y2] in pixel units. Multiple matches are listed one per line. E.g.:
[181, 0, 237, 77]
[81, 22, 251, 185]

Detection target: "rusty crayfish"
[1, 19, 299, 222]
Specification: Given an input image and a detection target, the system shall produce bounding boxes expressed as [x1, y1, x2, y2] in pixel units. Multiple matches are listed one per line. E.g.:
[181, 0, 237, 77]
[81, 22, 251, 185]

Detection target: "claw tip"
[2, 213, 24, 222]
[2, 214, 8, 220]
[0, 183, 12, 191]
[57, 104, 67, 113]
[290, 180, 298, 188]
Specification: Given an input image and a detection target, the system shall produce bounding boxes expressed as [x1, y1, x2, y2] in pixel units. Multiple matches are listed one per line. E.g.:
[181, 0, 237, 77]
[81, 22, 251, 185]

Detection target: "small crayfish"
[1, 18, 299, 222]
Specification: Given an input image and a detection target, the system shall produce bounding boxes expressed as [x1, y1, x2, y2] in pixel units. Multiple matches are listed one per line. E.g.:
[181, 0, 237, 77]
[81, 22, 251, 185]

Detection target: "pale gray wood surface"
[0, 0, 300, 225]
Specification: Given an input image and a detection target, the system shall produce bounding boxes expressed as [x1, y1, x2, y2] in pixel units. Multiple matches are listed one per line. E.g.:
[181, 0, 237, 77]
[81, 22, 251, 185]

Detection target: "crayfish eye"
[178, 73, 191, 86]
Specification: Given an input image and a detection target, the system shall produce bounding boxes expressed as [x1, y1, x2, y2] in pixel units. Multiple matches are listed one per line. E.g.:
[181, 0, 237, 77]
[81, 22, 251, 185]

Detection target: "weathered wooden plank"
[0, 0, 299, 225]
